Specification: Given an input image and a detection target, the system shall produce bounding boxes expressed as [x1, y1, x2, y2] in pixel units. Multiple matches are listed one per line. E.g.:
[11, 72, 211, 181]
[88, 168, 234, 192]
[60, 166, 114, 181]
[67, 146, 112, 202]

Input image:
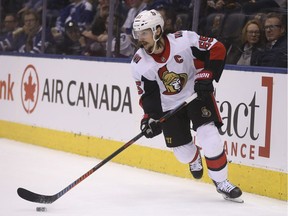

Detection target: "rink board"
[0, 55, 287, 201]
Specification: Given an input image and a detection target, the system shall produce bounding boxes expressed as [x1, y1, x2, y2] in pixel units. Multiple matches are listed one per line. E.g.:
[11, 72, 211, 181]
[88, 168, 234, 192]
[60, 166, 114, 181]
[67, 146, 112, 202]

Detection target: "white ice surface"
[0, 138, 287, 216]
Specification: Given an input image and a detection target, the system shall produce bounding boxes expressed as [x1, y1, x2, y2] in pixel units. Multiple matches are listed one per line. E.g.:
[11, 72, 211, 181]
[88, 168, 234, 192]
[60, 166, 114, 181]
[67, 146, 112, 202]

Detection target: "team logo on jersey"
[174, 31, 183, 38]
[158, 64, 187, 95]
[201, 106, 212, 118]
[133, 54, 142, 63]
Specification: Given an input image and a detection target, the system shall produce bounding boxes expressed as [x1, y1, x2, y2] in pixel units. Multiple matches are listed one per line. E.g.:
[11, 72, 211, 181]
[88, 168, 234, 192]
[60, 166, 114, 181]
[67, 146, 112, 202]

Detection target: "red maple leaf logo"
[24, 73, 36, 102]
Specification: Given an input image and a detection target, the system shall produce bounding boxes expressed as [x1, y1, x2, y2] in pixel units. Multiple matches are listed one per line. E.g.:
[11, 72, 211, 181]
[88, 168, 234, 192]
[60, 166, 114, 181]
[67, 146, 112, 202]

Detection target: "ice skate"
[213, 180, 243, 203]
[189, 148, 203, 179]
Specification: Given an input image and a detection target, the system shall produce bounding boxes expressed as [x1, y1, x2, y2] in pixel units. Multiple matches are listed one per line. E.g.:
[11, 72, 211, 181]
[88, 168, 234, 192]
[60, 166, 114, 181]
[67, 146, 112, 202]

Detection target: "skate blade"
[222, 195, 244, 203]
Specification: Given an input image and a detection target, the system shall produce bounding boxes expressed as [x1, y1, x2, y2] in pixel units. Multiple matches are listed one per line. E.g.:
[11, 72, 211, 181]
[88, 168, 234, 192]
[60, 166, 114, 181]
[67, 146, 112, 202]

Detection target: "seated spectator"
[88, 2, 109, 36]
[226, 19, 264, 65]
[3, 10, 53, 53]
[0, 13, 19, 37]
[93, 0, 109, 19]
[81, 19, 108, 56]
[206, 13, 224, 38]
[52, 20, 87, 55]
[79, 3, 109, 57]
[51, 0, 94, 41]
[0, 13, 19, 51]
[251, 12, 287, 68]
[82, 15, 135, 57]
[8, 9, 54, 53]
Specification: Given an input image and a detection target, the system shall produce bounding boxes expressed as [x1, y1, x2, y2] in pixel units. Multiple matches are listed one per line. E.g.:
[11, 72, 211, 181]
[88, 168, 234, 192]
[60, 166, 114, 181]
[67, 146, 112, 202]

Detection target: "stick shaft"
[17, 93, 197, 204]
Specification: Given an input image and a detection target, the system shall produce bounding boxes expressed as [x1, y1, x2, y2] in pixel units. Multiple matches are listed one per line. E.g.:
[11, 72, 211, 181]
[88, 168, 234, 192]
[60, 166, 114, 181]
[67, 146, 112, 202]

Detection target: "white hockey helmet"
[132, 9, 164, 40]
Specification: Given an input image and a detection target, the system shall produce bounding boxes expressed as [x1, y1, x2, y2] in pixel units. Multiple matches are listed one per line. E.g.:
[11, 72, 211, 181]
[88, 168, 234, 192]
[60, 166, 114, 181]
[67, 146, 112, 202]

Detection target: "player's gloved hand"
[194, 70, 214, 100]
[141, 114, 162, 138]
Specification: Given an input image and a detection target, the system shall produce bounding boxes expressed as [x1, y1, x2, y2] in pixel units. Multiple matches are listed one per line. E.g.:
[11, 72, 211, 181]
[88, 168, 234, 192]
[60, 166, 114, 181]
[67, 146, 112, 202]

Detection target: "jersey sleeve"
[131, 52, 163, 119]
[185, 31, 226, 82]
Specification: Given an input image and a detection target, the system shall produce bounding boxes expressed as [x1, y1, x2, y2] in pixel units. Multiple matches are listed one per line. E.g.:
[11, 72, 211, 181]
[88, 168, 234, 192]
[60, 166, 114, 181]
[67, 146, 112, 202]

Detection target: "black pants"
[161, 94, 223, 147]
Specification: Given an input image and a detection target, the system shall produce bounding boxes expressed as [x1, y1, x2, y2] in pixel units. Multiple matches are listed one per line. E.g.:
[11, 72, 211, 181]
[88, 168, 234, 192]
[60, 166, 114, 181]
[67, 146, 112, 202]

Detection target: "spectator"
[0, 13, 19, 51]
[81, 20, 108, 56]
[89, 2, 109, 36]
[10, 9, 54, 53]
[82, 15, 135, 57]
[206, 13, 224, 38]
[52, 20, 86, 55]
[122, 0, 147, 34]
[0, 13, 19, 38]
[226, 19, 264, 65]
[80, 4, 109, 56]
[251, 12, 287, 68]
[92, 0, 109, 20]
[51, 0, 94, 41]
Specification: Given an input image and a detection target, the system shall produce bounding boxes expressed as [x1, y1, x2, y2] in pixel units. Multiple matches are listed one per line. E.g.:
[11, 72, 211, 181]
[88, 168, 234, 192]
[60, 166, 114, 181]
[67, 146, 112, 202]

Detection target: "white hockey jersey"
[131, 30, 226, 114]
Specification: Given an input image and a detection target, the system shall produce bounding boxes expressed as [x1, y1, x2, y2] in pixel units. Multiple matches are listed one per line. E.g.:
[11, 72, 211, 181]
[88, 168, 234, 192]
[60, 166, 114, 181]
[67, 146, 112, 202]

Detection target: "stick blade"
[17, 188, 57, 204]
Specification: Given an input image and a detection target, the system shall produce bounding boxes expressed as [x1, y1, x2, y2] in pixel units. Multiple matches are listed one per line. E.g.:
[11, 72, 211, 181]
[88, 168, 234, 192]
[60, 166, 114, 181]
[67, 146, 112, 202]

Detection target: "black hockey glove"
[194, 70, 214, 100]
[141, 114, 162, 138]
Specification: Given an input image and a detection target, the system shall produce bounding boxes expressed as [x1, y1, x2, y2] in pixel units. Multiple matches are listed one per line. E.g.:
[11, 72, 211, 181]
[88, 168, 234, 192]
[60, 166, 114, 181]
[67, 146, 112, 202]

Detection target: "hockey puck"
[36, 207, 47, 212]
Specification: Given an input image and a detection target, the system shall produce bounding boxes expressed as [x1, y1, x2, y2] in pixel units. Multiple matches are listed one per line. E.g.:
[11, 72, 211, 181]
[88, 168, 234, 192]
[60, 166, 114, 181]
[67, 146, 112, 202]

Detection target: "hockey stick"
[17, 93, 197, 204]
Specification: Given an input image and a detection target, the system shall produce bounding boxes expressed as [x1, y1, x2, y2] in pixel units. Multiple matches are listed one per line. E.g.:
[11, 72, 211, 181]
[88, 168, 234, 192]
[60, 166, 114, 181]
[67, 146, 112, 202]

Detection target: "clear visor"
[132, 29, 152, 40]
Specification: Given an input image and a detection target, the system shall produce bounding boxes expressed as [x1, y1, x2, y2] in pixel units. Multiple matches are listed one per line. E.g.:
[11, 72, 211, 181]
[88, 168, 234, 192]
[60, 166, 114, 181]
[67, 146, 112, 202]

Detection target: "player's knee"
[197, 122, 223, 157]
[173, 142, 197, 164]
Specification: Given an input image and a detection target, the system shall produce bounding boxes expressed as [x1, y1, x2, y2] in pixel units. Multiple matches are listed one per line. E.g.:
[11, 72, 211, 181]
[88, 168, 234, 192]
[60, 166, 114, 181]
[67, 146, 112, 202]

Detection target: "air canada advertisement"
[0, 56, 287, 173]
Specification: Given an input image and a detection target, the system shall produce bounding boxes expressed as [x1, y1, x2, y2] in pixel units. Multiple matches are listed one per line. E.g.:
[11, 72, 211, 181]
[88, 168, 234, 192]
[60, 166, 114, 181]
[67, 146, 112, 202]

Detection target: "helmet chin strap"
[147, 32, 161, 54]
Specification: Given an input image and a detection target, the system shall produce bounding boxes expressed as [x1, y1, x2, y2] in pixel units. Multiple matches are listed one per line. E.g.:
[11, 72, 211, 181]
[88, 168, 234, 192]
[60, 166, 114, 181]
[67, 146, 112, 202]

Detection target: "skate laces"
[217, 180, 236, 193]
[189, 154, 202, 171]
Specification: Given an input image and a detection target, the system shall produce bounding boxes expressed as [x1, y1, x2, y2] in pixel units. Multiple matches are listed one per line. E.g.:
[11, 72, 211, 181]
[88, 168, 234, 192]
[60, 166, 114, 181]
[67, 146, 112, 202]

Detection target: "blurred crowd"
[0, 0, 287, 67]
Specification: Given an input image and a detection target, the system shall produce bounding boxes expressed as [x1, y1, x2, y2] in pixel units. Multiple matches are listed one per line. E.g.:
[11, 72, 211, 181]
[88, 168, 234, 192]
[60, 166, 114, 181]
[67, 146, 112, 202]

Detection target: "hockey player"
[130, 9, 242, 201]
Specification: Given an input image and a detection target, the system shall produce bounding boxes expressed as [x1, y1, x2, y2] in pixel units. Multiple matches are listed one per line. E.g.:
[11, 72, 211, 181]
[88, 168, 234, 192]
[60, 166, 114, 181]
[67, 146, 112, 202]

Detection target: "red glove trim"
[143, 114, 149, 119]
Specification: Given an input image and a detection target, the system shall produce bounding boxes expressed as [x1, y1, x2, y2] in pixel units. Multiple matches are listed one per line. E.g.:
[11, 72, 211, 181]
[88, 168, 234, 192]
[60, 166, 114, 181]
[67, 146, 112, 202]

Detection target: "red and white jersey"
[131, 30, 226, 114]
